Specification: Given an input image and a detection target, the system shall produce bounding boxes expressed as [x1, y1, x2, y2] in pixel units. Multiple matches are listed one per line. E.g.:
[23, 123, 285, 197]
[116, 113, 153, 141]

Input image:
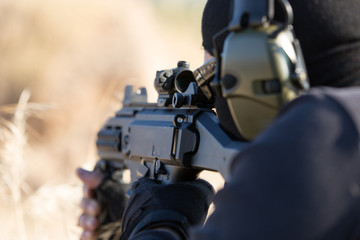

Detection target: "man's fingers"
[77, 168, 103, 240]
[76, 168, 104, 189]
[80, 198, 101, 216]
[79, 213, 99, 231]
[83, 185, 95, 198]
[80, 230, 95, 240]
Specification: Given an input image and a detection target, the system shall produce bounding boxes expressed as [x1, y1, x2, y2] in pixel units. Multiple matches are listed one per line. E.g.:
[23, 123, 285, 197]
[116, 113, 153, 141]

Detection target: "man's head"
[200, 0, 360, 139]
[201, 0, 360, 87]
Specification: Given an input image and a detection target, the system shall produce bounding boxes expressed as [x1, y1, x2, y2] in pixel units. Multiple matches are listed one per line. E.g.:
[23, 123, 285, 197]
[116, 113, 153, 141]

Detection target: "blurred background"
[0, 0, 207, 239]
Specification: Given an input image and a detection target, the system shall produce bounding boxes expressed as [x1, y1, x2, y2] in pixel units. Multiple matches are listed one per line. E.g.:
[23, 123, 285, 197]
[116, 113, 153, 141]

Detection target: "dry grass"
[0, 90, 63, 240]
[0, 90, 31, 240]
[0, 0, 207, 239]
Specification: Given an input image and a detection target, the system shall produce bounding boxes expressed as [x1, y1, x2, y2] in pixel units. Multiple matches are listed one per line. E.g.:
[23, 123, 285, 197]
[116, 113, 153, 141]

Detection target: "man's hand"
[77, 168, 104, 240]
[120, 178, 215, 240]
[77, 165, 129, 240]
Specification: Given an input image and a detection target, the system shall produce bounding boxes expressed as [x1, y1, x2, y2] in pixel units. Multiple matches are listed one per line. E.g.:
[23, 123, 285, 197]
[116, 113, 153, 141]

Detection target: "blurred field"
[0, 0, 207, 239]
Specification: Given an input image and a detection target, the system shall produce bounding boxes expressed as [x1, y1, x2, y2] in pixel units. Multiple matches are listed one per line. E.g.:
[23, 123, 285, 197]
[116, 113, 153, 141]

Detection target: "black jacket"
[192, 87, 360, 239]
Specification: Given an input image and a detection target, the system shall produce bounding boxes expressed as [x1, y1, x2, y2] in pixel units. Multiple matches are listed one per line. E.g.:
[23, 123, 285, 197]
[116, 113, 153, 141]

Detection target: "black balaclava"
[202, 0, 360, 139]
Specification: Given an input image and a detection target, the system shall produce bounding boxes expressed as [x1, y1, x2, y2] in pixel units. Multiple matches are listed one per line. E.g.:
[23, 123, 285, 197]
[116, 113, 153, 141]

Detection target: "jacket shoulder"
[305, 87, 360, 133]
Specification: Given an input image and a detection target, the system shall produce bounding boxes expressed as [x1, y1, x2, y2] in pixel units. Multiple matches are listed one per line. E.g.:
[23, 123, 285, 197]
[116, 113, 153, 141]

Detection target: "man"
[78, 0, 360, 239]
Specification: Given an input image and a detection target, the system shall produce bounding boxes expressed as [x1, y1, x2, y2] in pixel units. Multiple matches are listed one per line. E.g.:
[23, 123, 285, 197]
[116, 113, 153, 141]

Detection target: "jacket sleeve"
[191, 89, 360, 240]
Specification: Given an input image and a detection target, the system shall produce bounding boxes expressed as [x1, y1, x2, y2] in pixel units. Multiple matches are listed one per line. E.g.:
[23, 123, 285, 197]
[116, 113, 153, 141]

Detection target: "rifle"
[95, 60, 247, 186]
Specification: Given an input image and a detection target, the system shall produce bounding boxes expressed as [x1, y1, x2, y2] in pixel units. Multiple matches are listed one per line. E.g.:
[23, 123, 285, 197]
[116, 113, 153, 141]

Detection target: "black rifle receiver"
[95, 60, 247, 185]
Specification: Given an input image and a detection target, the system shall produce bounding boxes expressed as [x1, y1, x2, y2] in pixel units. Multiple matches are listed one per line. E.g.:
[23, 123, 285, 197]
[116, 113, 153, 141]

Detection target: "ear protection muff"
[214, 0, 309, 140]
